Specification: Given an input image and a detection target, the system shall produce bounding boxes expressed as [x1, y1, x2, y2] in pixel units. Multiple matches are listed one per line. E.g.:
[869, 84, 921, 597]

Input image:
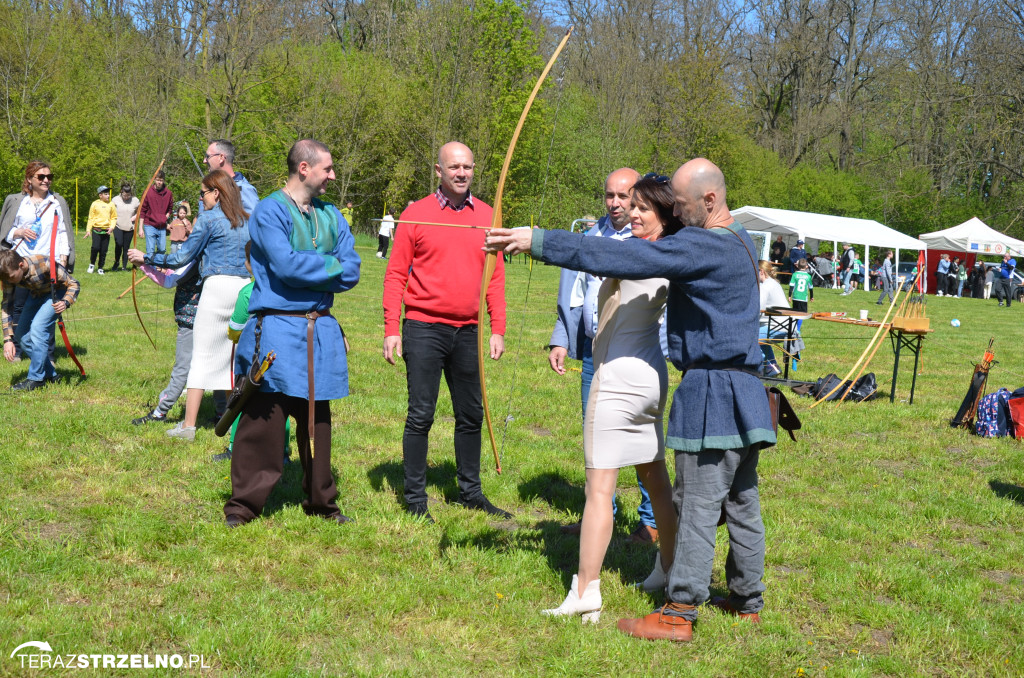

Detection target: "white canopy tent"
[732, 206, 924, 272]
[918, 217, 1024, 256]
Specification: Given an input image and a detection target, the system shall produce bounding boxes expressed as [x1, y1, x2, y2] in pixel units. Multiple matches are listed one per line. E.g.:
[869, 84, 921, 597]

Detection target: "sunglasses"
[204, 152, 224, 160]
[642, 172, 669, 183]
[199, 187, 216, 198]
[35, 173, 54, 181]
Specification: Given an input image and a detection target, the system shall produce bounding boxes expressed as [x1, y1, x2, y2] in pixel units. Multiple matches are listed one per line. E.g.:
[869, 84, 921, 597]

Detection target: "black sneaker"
[43, 375, 63, 384]
[132, 412, 166, 425]
[212, 448, 232, 462]
[12, 379, 44, 391]
[459, 495, 513, 519]
[406, 502, 435, 524]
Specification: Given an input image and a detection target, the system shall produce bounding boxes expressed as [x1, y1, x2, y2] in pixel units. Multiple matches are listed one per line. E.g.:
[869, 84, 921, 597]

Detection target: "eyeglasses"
[35, 173, 54, 182]
[199, 188, 216, 198]
[204, 152, 224, 161]
[642, 172, 669, 183]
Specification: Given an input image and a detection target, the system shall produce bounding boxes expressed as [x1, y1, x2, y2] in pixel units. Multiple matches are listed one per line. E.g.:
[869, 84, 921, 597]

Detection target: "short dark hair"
[286, 139, 330, 176]
[210, 139, 236, 164]
[155, 170, 166, 180]
[630, 174, 685, 237]
[0, 249, 25, 280]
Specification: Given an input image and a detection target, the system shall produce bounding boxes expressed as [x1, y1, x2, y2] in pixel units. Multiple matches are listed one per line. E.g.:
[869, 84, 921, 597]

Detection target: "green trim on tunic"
[668, 428, 777, 453]
[268, 190, 343, 290]
[532, 228, 546, 259]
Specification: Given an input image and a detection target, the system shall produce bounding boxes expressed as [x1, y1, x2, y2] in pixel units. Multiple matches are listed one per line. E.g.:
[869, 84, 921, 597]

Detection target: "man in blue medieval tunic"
[224, 139, 361, 528]
[486, 158, 775, 642]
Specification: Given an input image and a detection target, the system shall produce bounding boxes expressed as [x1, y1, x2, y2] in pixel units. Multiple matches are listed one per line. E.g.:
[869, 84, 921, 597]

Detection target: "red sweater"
[140, 186, 174, 229]
[383, 195, 506, 336]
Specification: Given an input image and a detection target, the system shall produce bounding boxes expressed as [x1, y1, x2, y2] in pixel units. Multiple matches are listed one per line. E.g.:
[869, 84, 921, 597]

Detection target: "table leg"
[908, 335, 922, 405]
[890, 330, 902, 403]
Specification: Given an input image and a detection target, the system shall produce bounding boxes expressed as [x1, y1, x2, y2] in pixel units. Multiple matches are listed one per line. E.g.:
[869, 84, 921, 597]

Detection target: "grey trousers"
[154, 327, 193, 417]
[665, 445, 766, 621]
[153, 326, 228, 418]
[877, 279, 894, 304]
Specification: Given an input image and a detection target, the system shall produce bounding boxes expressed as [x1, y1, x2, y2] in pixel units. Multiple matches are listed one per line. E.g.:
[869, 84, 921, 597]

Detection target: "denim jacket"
[148, 204, 250, 278]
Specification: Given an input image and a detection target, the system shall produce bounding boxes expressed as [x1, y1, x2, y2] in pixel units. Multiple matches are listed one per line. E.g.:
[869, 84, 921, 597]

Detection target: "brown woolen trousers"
[224, 390, 340, 522]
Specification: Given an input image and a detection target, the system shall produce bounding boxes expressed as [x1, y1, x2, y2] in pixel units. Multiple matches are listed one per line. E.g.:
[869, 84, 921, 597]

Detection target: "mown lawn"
[1, 234, 1022, 676]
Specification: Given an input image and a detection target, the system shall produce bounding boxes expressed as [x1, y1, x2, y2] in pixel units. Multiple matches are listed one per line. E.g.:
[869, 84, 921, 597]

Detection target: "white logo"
[9, 640, 209, 670]
[10, 641, 52, 658]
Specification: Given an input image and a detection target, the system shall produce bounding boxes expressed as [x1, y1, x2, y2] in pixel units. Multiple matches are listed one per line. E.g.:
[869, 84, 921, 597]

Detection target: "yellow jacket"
[86, 199, 117, 235]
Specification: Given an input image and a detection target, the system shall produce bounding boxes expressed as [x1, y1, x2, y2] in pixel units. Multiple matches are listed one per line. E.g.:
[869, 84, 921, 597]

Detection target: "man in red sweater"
[139, 170, 174, 258]
[382, 141, 511, 523]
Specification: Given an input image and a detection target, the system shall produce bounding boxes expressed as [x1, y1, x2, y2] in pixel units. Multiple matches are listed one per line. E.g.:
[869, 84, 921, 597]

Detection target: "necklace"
[283, 188, 319, 247]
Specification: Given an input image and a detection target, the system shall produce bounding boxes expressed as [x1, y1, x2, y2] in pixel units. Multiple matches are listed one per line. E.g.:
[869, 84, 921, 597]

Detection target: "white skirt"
[186, 274, 249, 391]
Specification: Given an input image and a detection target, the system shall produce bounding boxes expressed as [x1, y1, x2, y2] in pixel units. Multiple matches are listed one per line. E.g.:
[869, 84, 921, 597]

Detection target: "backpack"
[975, 388, 1012, 438]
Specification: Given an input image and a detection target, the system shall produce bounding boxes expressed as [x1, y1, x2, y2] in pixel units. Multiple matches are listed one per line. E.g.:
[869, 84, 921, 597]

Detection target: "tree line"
[1, 0, 1022, 238]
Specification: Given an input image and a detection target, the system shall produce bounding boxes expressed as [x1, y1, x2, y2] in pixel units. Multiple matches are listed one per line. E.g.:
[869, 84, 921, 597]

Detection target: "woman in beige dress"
[543, 174, 682, 622]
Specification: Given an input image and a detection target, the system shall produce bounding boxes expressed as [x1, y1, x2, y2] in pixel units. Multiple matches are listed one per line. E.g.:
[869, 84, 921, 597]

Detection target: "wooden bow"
[478, 27, 574, 474]
[131, 158, 166, 350]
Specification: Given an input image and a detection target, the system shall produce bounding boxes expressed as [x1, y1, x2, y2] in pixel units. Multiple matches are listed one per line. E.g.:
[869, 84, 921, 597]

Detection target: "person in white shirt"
[377, 211, 395, 258]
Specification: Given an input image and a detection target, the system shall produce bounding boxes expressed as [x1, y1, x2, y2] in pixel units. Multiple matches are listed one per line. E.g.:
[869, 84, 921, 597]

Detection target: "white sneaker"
[166, 422, 196, 441]
[97, 268, 104, 275]
[375, 252, 383, 258]
[87, 264, 95, 273]
[542, 575, 602, 623]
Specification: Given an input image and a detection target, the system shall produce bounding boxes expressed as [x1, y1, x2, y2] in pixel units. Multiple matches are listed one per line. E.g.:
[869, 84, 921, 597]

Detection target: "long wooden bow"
[478, 26, 574, 474]
[131, 158, 166, 350]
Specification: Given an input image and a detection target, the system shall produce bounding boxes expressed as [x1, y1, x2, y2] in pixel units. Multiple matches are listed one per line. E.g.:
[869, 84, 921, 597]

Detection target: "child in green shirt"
[789, 258, 814, 312]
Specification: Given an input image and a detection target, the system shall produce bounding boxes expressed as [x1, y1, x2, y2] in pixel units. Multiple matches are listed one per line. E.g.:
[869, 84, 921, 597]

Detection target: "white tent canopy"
[732, 206, 924, 251]
[918, 217, 1024, 256]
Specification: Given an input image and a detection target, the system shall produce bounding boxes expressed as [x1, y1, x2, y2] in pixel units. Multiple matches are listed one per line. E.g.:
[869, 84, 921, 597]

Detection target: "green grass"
[1, 235, 1022, 676]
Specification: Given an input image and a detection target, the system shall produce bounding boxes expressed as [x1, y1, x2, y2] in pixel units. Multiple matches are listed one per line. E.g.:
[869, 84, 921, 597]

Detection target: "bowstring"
[498, 47, 572, 458]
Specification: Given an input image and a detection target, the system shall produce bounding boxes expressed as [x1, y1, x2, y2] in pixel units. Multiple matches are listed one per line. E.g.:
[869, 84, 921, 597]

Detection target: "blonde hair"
[758, 260, 778, 280]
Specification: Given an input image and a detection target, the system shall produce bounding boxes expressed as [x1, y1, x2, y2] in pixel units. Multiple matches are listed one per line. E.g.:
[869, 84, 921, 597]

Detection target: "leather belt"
[259, 309, 331, 456]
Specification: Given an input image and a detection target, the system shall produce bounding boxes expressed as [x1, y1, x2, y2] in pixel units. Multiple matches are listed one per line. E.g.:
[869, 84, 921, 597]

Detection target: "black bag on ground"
[809, 372, 878, 402]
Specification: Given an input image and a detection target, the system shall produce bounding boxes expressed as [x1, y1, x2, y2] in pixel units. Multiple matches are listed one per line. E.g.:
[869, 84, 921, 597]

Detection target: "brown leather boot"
[708, 596, 761, 623]
[616, 603, 695, 642]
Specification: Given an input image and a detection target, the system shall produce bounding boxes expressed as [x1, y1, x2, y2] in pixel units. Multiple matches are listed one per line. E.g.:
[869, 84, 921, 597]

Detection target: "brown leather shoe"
[559, 520, 582, 535]
[616, 603, 694, 642]
[708, 596, 761, 623]
[627, 524, 658, 545]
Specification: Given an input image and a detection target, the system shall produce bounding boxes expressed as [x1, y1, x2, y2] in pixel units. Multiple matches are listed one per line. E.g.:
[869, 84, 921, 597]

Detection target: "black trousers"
[377, 235, 390, 257]
[113, 229, 133, 269]
[995, 278, 1014, 306]
[90, 231, 110, 267]
[401, 319, 483, 506]
[225, 390, 340, 522]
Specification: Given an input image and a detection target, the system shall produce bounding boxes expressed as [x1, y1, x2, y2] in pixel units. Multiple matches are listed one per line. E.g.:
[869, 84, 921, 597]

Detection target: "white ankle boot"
[641, 552, 668, 592]
[542, 574, 601, 623]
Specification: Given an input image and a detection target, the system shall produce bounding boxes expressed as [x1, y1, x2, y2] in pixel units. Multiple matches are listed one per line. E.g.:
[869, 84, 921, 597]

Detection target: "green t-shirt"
[790, 270, 813, 302]
[227, 279, 254, 342]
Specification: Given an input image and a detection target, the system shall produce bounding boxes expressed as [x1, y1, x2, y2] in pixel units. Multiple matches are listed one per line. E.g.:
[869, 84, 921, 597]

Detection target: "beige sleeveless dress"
[583, 276, 669, 469]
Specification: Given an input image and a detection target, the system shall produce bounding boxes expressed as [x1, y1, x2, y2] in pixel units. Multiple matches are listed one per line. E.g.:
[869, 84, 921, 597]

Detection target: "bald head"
[671, 158, 730, 229]
[435, 142, 475, 204]
[605, 168, 640, 230]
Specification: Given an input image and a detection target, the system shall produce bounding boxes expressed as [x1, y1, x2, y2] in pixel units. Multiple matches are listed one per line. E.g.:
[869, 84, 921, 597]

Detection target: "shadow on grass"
[367, 460, 462, 506]
[517, 471, 585, 515]
[989, 479, 1024, 506]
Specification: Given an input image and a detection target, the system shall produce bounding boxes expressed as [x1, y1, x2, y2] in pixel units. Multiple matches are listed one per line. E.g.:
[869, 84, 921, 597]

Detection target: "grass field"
[2, 235, 1022, 677]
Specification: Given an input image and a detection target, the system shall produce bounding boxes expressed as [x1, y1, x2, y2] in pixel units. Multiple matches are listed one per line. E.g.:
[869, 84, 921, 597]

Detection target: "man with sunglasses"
[548, 167, 662, 545]
[0, 161, 76, 362]
[139, 170, 174, 258]
[203, 139, 259, 214]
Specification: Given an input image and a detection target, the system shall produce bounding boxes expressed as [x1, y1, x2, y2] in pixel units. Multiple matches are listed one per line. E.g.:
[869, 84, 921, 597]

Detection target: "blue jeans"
[842, 268, 854, 293]
[16, 294, 58, 382]
[144, 225, 166, 258]
[581, 337, 656, 528]
[758, 325, 786, 370]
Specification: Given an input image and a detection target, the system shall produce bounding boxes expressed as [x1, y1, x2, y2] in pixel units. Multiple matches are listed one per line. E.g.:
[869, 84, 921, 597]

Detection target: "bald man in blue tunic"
[486, 158, 774, 642]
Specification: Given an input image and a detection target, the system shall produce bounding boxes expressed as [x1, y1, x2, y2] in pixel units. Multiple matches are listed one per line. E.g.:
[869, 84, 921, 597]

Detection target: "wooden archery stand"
[892, 293, 930, 332]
